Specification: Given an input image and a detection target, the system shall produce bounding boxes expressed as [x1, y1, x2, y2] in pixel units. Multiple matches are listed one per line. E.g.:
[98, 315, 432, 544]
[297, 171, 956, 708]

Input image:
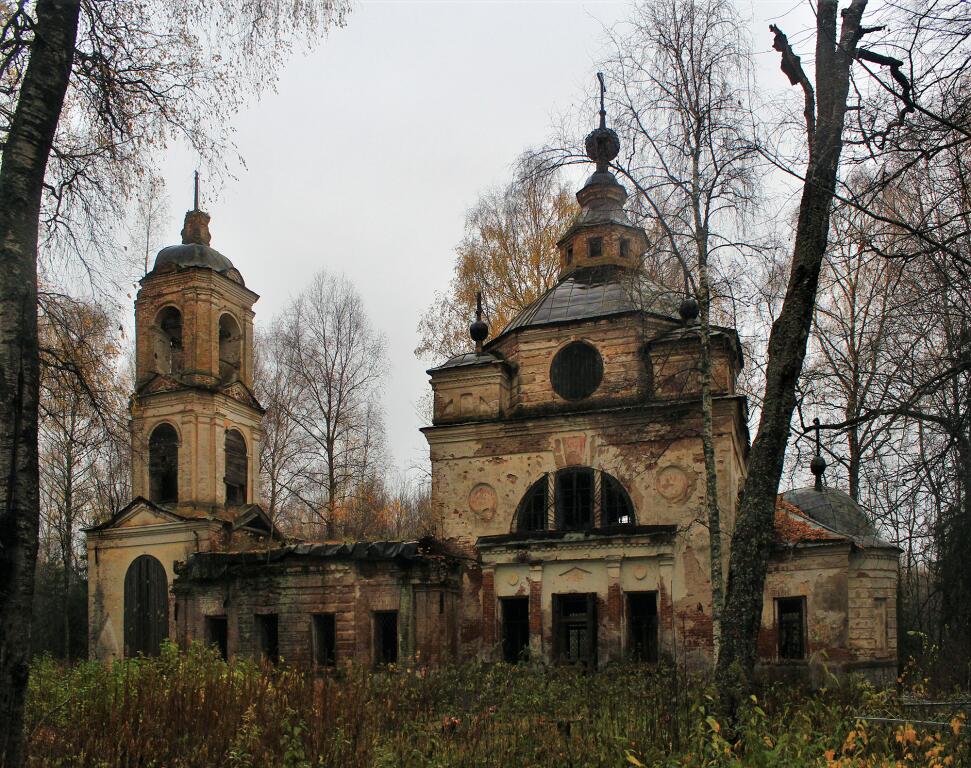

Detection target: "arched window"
[124, 554, 168, 657]
[224, 428, 247, 505]
[148, 423, 179, 504]
[153, 306, 183, 375]
[218, 313, 242, 382]
[516, 477, 550, 532]
[515, 468, 635, 532]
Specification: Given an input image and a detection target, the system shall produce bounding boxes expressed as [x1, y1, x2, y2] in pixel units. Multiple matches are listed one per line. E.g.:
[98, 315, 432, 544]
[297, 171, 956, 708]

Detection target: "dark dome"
[152, 244, 243, 285]
[492, 265, 680, 341]
[781, 486, 889, 546]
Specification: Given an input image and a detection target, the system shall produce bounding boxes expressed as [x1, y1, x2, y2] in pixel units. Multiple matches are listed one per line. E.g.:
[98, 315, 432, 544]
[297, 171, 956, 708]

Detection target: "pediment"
[219, 380, 262, 410]
[137, 373, 183, 396]
[87, 497, 186, 533]
[558, 566, 593, 582]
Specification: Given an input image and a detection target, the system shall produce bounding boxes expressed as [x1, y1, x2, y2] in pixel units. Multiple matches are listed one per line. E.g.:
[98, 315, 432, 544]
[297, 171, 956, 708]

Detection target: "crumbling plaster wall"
[87, 515, 221, 660]
[175, 559, 460, 667]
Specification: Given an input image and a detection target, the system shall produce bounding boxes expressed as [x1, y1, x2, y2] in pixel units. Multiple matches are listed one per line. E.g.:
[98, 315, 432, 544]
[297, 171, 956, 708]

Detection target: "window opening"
[588, 236, 603, 260]
[374, 611, 398, 665]
[627, 592, 658, 662]
[516, 478, 548, 531]
[553, 593, 597, 667]
[153, 306, 183, 375]
[205, 616, 228, 660]
[550, 341, 603, 401]
[148, 423, 179, 504]
[313, 613, 337, 667]
[224, 429, 247, 505]
[566, 245, 574, 265]
[501, 597, 530, 663]
[218, 313, 242, 382]
[620, 238, 630, 259]
[777, 597, 806, 660]
[256, 614, 279, 664]
[556, 468, 595, 530]
[602, 474, 634, 525]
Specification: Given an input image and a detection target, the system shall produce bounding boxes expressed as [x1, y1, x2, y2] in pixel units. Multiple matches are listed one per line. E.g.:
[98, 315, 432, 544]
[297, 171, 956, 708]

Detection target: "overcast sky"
[150, 0, 816, 482]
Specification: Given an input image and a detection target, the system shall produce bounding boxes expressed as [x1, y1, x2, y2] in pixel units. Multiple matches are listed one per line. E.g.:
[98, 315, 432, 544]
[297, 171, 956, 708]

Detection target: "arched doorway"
[124, 555, 169, 657]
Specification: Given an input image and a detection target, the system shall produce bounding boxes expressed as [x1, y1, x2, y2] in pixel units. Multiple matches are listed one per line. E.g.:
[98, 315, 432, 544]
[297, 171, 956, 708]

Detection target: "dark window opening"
[218, 313, 242, 382]
[501, 597, 530, 663]
[516, 478, 549, 531]
[516, 469, 635, 532]
[123, 555, 169, 658]
[557, 468, 595, 530]
[154, 306, 183, 375]
[313, 613, 336, 667]
[149, 423, 179, 504]
[550, 341, 603, 401]
[566, 245, 574, 265]
[205, 616, 228, 660]
[777, 597, 806, 660]
[602, 474, 634, 525]
[553, 593, 597, 667]
[374, 611, 398, 665]
[256, 614, 279, 664]
[627, 592, 658, 662]
[439, 592, 445, 614]
[620, 238, 630, 259]
[588, 236, 603, 260]
[224, 428, 247, 505]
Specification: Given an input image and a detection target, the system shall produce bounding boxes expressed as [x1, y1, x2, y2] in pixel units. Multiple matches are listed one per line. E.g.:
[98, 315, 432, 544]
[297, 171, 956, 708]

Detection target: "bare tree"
[0, 1, 349, 759]
[416, 159, 576, 362]
[277, 272, 388, 538]
[36, 293, 126, 661]
[600, 0, 759, 655]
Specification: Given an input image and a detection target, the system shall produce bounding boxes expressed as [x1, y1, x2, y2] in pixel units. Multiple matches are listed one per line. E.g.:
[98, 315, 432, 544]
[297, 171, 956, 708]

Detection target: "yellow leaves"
[949, 715, 963, 736]
[895, 724, 917, 745]
[624, 750, 645, 766]
[705, 715, 721, 733]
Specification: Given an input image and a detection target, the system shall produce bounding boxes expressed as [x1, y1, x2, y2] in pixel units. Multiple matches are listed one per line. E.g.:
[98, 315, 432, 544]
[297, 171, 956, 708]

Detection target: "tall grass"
[23, 644, 970, 767]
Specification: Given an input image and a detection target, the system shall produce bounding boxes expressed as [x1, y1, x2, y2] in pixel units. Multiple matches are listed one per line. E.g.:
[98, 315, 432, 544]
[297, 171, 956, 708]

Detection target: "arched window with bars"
[514, 468, 635, 532]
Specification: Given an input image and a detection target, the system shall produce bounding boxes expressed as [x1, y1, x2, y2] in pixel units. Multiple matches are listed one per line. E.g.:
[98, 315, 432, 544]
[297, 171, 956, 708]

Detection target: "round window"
[550, 341, 603, 400]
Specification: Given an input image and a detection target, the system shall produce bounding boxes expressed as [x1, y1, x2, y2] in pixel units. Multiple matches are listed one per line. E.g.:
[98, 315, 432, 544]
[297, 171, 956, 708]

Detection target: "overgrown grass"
[24, 643, 970, 767]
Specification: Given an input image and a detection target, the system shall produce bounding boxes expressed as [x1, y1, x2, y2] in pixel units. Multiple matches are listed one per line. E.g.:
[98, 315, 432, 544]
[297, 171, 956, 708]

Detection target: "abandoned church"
[85, 104, 900, 681]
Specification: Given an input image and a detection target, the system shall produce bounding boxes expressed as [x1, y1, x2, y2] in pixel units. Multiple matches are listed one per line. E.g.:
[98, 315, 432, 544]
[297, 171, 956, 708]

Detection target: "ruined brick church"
[86, 103, 899, 681]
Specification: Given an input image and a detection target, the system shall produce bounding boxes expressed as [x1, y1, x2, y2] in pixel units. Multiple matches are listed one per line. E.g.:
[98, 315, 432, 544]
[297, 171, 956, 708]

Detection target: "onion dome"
[679, 296, 699, 323]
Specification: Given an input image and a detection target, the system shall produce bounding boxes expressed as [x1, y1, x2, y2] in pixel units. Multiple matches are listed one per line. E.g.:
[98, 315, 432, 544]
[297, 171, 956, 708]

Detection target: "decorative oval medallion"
[507, 572, 520, 586]
[468, 483, 498, 521]
[633, 564, 648, 581]
[655, 465, 691, 503]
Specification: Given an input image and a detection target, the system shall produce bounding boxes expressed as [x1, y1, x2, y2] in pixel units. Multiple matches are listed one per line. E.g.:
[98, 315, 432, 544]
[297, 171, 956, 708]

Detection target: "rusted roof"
[774, 498, 846, 544]
[780, 486, 895, 548]
[489, 266, 681, 343]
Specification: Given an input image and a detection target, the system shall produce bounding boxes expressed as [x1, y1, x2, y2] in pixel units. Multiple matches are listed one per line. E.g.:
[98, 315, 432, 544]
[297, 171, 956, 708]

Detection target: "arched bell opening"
[218, 312, 242, 382]
[153, 306, 183, 375]
[148, 423, 179, 504]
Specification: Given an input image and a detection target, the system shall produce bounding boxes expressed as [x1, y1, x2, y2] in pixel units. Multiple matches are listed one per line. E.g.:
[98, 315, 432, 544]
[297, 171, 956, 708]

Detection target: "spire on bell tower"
[470, 291, 489, 355]
[181, 171, 212, 246]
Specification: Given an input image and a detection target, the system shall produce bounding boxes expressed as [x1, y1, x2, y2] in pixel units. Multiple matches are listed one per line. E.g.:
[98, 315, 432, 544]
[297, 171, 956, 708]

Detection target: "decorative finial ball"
[470, 318, 489, 344]
[585, 126, 621, 166]
[679, 296, 699, 322]
[810, 454, 827, 477]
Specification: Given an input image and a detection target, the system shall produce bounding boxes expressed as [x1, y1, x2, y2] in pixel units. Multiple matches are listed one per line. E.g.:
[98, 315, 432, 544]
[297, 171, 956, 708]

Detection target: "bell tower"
[131, 185, 263, 514]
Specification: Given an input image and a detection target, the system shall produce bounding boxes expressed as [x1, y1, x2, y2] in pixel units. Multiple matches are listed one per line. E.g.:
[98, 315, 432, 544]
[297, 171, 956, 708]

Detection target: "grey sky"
[152, 0, 816, 481]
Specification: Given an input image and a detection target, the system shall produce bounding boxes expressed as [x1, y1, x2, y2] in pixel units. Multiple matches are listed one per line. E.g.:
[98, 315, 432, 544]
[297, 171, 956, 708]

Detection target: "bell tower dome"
[130, 178, 263, 513]
[556, 73, 648, 278]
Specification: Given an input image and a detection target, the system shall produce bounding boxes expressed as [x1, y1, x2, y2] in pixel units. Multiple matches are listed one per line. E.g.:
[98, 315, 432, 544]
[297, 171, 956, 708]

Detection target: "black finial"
[193, 171, 200, 211]
[810, 417, 827, 491]
[679, 295, 699, 323]
[584, 73, 620, 174]
[470, 290, 489, 354]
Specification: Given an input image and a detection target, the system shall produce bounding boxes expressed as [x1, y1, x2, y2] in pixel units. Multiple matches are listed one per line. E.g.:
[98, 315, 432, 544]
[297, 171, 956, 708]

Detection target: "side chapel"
[86, 96, 899, 681]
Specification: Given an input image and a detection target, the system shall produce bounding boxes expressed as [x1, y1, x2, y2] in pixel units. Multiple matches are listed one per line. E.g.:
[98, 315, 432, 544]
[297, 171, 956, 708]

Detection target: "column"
[606, 557, 623, 662]
[528, 562, 543, 661]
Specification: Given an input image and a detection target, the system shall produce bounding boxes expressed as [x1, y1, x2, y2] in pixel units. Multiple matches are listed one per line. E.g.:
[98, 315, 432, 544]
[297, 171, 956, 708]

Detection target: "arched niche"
[224, 428, 247, 505]
[148, 423, 179, 504]
[153, 306, 183, 375]
[218, 312, 242, 382]
[124, 554, 169, 657]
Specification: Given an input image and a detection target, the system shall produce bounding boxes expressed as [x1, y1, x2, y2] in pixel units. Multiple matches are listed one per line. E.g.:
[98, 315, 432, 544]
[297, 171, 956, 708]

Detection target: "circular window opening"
[550, 341, 604, 400]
